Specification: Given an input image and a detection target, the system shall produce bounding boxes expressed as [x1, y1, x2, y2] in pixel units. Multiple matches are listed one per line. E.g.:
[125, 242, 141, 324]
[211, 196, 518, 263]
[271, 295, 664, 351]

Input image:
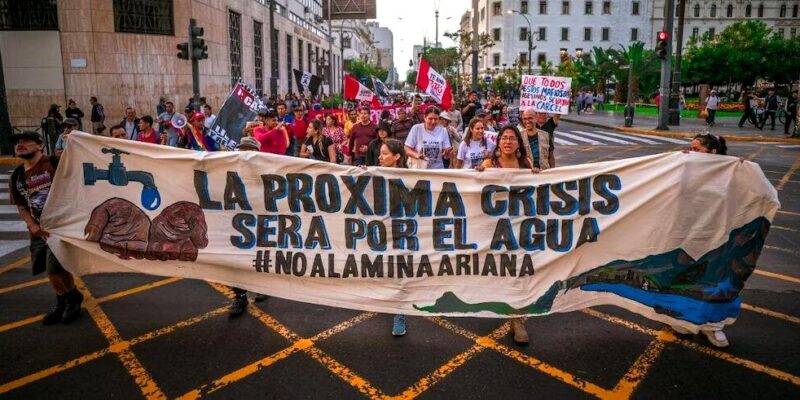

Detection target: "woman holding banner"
[476, 125, 538, 345]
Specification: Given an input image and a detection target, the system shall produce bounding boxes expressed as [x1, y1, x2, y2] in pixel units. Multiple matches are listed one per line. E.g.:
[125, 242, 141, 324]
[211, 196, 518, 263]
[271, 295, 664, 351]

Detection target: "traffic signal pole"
[668, 0, 686, 126]
[656, 0, 675, 131]
[189, 19, 200, 112]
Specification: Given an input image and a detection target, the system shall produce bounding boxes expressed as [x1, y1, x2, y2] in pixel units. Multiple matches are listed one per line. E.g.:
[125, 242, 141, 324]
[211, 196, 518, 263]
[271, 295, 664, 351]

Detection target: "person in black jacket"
[738, 90, 758, 128]
[759, 89, 779, 130]
[786, 91, 798, 136]
[64, 99, 85, 130]
[119, 107, 140, 140]
[365, 123, 391, 166]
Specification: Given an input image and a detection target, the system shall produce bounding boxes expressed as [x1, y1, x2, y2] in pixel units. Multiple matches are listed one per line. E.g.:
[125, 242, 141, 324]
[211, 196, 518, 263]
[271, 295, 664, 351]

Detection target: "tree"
[406, 70, 417, 88]
[346, 59, 388, 82]
[538, 61, 554, 76]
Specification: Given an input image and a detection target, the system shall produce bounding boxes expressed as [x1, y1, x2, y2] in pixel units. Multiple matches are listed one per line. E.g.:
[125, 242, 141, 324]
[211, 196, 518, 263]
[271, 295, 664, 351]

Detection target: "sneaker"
[392, 315, 406, 336]
[61, 288, 84, 324]
[228, 294, 248, 317]
[702, 329, 729, 348]
[671, 325, 692, 335]
[511, 319, 529, 345]
[253, 294, 268, 302]
[42, 294, 66, 326]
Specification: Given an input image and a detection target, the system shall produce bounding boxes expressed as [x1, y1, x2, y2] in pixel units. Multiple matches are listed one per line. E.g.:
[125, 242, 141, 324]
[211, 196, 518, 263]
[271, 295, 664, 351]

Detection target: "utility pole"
[656, 0, 675, 130]
[327, 0, 334, 94]
[668, 0, 686, 125]
[435, 10, 439, 48]
[471, 0, 479, 90]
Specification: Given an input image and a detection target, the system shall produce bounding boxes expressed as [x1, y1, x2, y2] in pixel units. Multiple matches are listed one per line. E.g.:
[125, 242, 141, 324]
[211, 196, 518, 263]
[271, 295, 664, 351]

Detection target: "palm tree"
[609, 42, 655, 104]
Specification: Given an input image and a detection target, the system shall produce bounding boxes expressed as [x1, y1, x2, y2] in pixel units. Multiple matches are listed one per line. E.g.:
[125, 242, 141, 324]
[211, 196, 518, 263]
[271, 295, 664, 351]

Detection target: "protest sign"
[207, 81, 266, 150]
[45, 133, 779, 331]
[308, 105, 411, 126]
[519, 75, 572, 115]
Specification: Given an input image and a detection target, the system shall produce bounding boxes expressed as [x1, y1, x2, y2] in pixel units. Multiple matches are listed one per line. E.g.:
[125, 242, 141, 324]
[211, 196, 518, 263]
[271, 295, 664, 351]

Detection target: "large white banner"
[43, 133, 780, 331]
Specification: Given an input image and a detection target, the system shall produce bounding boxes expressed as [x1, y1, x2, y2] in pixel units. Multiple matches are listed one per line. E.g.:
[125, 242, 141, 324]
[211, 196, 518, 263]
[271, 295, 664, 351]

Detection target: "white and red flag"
[415, 58, 453, 109]
[344, 75, 381, 107]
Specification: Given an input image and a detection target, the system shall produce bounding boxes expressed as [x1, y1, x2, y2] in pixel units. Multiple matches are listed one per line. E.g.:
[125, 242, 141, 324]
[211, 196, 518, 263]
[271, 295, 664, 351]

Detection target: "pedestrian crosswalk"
[553, 129, 689, 146]
[0, 172, 29, 260]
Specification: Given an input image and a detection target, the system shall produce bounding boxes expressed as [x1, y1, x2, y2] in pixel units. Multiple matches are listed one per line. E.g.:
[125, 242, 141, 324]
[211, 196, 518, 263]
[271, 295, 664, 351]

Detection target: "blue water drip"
[141, 187, 161, 211]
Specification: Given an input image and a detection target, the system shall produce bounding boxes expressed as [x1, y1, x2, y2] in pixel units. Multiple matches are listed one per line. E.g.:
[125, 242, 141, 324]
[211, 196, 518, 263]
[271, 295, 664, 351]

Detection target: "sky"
[374, 0, 470, 79]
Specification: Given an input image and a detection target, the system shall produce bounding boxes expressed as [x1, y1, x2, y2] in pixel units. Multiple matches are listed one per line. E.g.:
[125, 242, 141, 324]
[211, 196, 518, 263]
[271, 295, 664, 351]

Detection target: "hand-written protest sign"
[519, 75, 572, 115]
[45, 133, 779, 331]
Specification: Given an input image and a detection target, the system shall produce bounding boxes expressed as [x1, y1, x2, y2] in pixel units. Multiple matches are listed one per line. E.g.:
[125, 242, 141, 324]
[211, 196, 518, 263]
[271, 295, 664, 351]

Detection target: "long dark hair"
[382, 138, 408, 169]
[309, 119, 324, 146]
[324, 113, 338, 127]
[465, 118, 488, 148]
[491, 125, 531, 168]
[693, 133, 728, 155]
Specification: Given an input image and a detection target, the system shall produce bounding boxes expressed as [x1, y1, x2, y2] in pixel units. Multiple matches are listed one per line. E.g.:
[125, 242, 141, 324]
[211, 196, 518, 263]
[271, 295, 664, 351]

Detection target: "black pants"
[786, 114, 797, 134]
[759, 111, 776, 130]
[739, 109, 757, 127]
[705, 109, 717, 125]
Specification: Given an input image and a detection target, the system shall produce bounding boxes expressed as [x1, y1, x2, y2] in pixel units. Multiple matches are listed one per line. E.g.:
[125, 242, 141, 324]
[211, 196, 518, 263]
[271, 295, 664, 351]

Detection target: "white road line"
[777, 145, 800, 149]
[0, 205, 19, 214]
[0, 221, 26, 232]
[572, 130, 638, 145]
[589, 130, 662, 144]
[0, 193, 8, 200]
[553, 137, 579, 145]
[624, 132, 689, 144]
[555, 131, 607, 145]
[0, 174, 9, 180]
[0, 240, 28, 259]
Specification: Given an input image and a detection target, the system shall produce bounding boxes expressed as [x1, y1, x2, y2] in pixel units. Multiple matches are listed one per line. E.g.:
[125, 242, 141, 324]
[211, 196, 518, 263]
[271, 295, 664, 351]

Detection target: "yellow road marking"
[305, 346, 387, 399]
[753, 269, 800, 285]
[776, 156, 800, 191]
[392, 343, 485, 399]
[75, 277, 166, 399]
[741, 303, 800, 324]
[0, 256, 30, 275]
[746, 147, 766, 161]
[0, 315, 44, 334]
[0, 277, 47, 295]
[610, 336, 668, 399]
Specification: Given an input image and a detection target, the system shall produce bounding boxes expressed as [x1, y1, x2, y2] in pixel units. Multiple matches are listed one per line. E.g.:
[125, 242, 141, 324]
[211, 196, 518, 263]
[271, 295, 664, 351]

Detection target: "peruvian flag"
[416, 58, 453, 109]
[344, 75, 381, 107]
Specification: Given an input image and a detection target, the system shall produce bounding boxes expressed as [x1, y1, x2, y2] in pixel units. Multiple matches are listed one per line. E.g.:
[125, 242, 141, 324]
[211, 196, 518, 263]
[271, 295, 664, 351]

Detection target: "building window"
[286, 34, 293, 92]
[708, 27, 715, 36]
[794, 4, 799, 17]
[602, 1, 610, 14]
[727, 4, 734, 17]
[630, 28, 638, 41]
[537, 53, 546, 65]
[601, 27, 609, 41]
[493, 53, 501, 66]
[520, 27, 529, 41]
[342, 36, 351, 49]
[521, 1, 529, 14]
[745, 4, 752, 17]
[308, 43, 313, 73]
[778, 28, 785, 37]
[584, 27, 591, 41]
[493, 28, 501, 41]
[539, 1, 548, 14]
[694, 3, 700, 17]
[298, 39, 304, 71]
[791, 27, 797, 37]
[492, 1, 502, 15]
[632, 1, 640, 15]
[757, 4, 764, 17]
[520, 52, 529, 66]
[0, 0, 58, 30]
[271, 28, 279, 95]
[561, 27, 569, 41]
[710, 4, 717, 17]
[228, 10, 242, 88]
[562, 1, 570, 14]
[538, 26, 547, 40]
[480, 7, 485, 20]
[254, 21, 264, 94]
[113, 0, 173, 35]
[584, 1, 593, 15]
[692, 27, 699, 38]
[780, 4, 787, 17]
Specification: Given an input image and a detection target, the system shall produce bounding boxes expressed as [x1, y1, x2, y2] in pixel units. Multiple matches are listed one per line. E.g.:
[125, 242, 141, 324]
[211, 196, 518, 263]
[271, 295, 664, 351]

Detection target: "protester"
[404, 106, 453, 169]
[520, 109, 558, 169]
[448, 103, 463, 132]
[137, 115, 160, 144]
[455, 119, 495, 169]
[738, 89, 758, 128]
[497, 105, 510, 125]
[705, 90, 719, 127]
[10, 131, 83, 325]
[785, 91, 798, 136]
[343, 109, 358, 137]
[595, 93, 605, 111]
[323, 113, 347, 163]
[65, 99, 85, 130]
[156, 96, 167, 116]
[288, 108, 309, 157]
[348, 108, 376, 166]
[202, 104, 217, 129]
[438, 112, 461, 168]
[300, 119, 337, 162]
[109, 124, 127, 139]
[89, 96, 106, 135]
[47, 104, 64, 127]
[461, 90, 481, 126]
[54, 118, 78, 158]
[380, 109, 394, 126]
[410, 95, 425, 123]
[120, 107, 140, 140]
[157, 101, 179, 147]
[391, 108, 414, 141]
[181, 112, 217, 151]
[276, 102, 293, 124]
[365, 123, 392, 166]
[759, 89, 780, 130]
[253, 110, 289, 155]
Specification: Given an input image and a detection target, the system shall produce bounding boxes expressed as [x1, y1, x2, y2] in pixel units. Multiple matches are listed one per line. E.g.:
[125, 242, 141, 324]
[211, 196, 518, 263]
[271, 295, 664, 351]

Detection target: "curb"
[562, 117, 800, 144]
[0, 157, 22, 166]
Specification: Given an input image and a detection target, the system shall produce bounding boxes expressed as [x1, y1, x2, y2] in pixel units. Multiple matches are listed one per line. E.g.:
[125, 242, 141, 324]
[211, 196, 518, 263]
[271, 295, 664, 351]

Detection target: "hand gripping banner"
[44, 133, 780, 332]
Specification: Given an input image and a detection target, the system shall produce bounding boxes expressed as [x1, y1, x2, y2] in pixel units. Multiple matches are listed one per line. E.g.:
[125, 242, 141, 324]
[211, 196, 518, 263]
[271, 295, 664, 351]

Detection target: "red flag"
[344, 75, 381, 108]
[415, 58, 453, 109]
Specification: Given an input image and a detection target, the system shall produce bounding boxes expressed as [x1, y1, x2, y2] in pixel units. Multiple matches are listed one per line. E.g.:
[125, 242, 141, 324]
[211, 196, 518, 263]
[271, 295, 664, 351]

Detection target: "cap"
[475, 109, 489, 117]
[238, 136, 261, 151]
[61, 118, 79, 128]
[189, 112, 205, 121]
[439, 111, 452, 121]
[12, 131, 43, 144]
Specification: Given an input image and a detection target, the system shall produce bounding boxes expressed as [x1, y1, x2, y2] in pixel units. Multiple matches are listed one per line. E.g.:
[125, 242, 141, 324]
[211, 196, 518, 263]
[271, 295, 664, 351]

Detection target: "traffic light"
[656, 31, 669, 59]
[177, 42, 189, 60]
[190, 24, 208, 60]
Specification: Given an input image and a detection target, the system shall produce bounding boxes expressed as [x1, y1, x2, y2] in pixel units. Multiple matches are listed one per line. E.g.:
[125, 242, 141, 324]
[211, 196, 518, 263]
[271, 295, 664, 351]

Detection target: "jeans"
[167, 135, 179, 147]
[705, 109, 717, 125]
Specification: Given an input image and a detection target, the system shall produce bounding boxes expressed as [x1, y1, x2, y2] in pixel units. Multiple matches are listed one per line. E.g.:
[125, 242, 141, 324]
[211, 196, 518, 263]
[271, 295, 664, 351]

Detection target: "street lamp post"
[621, 64, 635, 127]
[508, 9, 532, 75]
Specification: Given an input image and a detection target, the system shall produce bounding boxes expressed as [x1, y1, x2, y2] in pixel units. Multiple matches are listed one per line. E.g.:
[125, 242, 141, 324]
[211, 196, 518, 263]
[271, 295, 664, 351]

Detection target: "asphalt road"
[1, 125, 798, 399]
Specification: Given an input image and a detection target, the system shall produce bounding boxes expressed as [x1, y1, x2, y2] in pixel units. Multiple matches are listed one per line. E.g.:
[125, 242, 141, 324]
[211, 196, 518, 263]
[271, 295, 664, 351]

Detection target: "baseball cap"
[12, 131, 43, 144]
[61, 118, 79, 128]
[439, 111, 452, 121]
[189, 112, 205, 121]
[238, 136, 261, 151]
[475, 109, 489, 117]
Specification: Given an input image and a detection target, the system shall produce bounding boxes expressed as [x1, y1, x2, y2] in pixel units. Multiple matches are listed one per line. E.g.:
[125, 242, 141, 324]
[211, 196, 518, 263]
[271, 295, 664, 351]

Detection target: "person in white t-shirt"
[454, 119, 495, 169]
[404, 106, 453, 169]
[202, 104, 217, 129]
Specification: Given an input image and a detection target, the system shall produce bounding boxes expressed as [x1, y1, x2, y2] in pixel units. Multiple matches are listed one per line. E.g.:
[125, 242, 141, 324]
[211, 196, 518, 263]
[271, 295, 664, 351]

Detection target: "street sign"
[484, 75, 493, 84]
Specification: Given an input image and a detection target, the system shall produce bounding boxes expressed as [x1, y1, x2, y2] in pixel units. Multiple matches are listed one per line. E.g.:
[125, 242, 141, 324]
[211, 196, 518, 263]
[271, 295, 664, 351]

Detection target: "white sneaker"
[702, 329, 729, 348]
[671, 325, 692, 335]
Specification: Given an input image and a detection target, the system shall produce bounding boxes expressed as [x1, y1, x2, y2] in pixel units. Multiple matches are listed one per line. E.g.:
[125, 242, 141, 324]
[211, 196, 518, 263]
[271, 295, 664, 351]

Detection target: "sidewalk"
[561, 110, 800, 143]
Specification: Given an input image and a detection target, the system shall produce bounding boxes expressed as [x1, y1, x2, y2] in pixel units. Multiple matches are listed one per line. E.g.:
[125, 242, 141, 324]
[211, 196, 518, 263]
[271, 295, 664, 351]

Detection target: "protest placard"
[519, 75, 572, 115]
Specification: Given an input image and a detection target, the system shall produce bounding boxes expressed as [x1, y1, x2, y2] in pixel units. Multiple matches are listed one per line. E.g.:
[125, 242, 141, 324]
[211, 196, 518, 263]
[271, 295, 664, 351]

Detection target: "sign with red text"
[519, 75, 572, 115]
